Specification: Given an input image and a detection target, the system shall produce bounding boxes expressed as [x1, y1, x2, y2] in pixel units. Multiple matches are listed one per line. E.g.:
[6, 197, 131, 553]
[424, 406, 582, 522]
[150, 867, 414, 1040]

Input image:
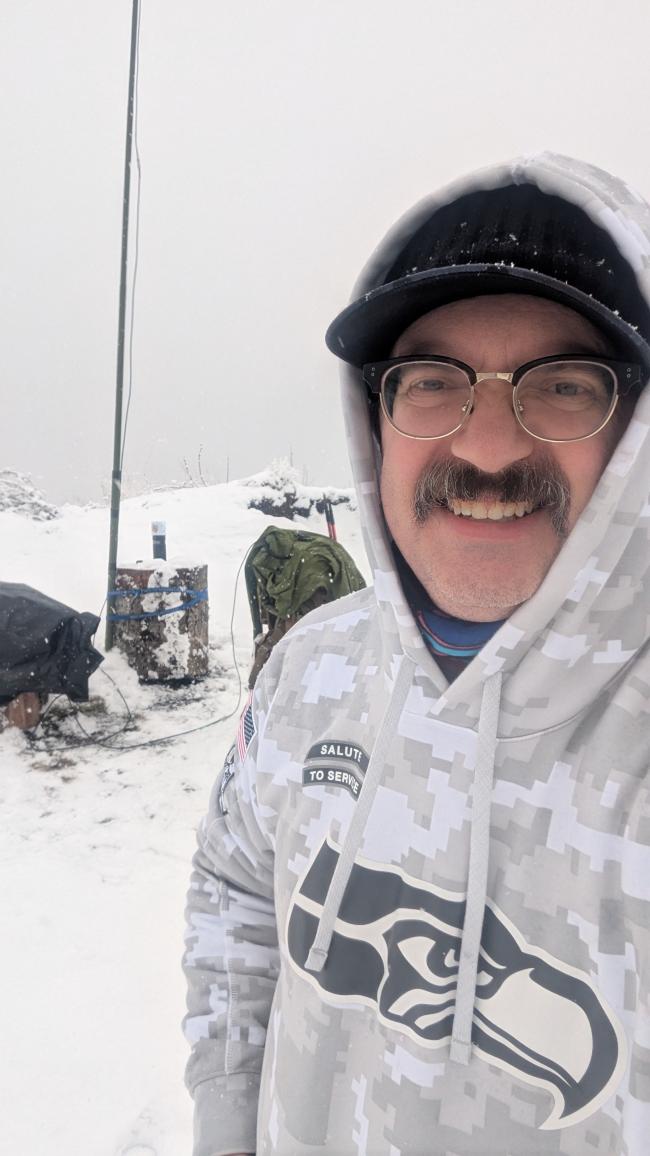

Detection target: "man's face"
[379, 294, 632, 622]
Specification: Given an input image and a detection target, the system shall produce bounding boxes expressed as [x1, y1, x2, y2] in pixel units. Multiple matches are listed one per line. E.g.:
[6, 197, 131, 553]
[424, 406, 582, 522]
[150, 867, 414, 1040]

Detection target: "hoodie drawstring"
[305, 660, 503, 1073]
[305, 655, 416, 973]
[450, 670, 502, 1064]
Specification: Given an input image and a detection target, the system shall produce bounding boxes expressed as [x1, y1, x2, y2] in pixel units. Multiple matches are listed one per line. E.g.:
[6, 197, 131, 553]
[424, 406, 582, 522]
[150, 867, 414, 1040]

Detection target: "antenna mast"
[105, 0, 141, 649]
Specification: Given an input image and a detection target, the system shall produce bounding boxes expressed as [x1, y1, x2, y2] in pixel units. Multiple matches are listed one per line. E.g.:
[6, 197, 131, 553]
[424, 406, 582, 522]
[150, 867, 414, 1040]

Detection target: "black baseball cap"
[326, 184, 650, 373]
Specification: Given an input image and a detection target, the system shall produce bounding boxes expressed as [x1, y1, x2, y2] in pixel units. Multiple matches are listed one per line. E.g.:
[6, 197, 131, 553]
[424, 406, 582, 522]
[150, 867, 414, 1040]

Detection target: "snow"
[0, 467, 59, 521]
[0, 474, 369, 1156]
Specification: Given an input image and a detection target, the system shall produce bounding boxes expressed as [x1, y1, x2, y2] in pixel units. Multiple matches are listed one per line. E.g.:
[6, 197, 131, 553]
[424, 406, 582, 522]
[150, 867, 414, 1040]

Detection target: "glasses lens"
[381, 361, 471, 437]
[515, 361, 617, 441]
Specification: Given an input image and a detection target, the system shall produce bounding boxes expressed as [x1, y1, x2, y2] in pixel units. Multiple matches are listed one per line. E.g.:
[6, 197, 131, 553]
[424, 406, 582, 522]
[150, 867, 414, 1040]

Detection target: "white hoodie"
[184, 154, 650, 1156]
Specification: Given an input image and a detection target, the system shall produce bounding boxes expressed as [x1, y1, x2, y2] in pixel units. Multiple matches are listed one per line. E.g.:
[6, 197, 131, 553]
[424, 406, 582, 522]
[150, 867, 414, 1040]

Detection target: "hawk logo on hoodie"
[286, 837, 627, 1131]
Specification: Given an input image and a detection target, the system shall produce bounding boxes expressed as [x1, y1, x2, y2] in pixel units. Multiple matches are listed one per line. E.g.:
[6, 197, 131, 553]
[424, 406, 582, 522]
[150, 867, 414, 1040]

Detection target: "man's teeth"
[447, 500, 536, 520]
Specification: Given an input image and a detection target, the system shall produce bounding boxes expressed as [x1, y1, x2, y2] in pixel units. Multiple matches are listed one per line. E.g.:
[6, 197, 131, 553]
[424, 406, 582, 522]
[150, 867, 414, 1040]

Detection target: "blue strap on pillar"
[107, 587, 208, 622]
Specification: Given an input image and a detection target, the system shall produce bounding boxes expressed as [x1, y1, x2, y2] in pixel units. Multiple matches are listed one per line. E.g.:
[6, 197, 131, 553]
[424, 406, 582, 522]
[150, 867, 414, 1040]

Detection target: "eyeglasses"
[363, 355, 643, 444]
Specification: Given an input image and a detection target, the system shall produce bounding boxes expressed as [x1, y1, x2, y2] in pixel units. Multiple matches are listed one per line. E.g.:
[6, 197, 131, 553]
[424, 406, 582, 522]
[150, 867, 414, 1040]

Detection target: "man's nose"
[447, 380, 534, 473]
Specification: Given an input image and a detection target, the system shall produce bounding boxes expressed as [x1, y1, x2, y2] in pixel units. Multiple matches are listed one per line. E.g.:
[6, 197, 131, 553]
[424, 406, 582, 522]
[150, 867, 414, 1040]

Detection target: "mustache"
[413, 458, 571, 537]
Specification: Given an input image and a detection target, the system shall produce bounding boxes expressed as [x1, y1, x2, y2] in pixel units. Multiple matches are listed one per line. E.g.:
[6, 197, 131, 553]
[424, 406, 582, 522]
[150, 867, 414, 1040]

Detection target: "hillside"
[0, 472, 368, 1156]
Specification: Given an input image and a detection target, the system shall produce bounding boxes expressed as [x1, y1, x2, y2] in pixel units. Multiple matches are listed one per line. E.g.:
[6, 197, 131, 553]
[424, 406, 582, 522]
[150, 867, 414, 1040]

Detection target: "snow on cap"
[326, 183, 650, 372]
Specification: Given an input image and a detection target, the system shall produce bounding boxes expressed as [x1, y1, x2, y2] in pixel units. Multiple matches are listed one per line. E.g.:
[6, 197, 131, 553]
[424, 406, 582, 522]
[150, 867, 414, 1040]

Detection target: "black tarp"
[0, 583, 103, 705]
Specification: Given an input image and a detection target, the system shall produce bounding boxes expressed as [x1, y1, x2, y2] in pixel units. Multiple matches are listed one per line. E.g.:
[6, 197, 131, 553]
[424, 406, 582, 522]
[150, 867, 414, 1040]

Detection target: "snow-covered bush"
[0, 469, 59, 521]
[243, 458, 355, 520]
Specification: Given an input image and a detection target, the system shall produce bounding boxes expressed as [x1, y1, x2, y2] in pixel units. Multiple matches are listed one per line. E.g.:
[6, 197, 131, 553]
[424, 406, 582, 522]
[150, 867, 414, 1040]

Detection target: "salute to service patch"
[301, 740, 369, 799]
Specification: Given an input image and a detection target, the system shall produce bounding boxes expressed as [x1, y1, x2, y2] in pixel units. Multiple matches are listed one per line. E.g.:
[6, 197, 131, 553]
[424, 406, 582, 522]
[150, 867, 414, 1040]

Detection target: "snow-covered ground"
[0, 471, 368, 1156]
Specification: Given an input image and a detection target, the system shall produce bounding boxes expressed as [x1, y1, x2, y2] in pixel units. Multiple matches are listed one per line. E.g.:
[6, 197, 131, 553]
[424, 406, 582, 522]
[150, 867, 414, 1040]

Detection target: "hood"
[335, 152, 650, 734]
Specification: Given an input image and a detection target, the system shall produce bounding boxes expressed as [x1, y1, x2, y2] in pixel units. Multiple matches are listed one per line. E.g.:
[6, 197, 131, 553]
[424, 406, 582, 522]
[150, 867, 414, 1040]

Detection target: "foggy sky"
[2, 0, 650, 505]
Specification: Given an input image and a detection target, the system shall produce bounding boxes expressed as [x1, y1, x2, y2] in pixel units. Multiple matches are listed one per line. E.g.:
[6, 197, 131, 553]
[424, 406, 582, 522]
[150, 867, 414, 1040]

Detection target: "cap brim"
[325, 264, 650, 371]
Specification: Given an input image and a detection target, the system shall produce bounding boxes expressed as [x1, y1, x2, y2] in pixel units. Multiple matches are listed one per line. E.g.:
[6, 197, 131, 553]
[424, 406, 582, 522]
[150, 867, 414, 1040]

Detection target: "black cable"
[37, 694, 65, 725]
[26, 675, 134, 750]
[99, 665, 134, 724]
[63, 666, 136, 747]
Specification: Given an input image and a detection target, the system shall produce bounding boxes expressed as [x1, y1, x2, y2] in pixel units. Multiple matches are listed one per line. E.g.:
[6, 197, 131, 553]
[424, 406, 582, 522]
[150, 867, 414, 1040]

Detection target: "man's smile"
[429, 503, 551, 541]
[444, 498, 537, 520]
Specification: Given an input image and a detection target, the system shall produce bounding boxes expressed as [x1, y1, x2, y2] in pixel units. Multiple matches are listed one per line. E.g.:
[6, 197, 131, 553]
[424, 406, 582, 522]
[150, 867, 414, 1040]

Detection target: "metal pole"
[105, 0, 140, 650]
[324, 498, 337, 541]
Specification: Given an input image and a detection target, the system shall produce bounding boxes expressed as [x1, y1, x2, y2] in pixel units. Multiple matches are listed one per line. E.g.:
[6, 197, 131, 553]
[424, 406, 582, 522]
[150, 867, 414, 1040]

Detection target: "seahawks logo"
[287, 837, 627, 1130]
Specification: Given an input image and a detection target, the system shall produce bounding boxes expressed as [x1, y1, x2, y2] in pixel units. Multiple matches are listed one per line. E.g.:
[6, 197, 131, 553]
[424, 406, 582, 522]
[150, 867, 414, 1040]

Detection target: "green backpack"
[245, 526, 366, 687]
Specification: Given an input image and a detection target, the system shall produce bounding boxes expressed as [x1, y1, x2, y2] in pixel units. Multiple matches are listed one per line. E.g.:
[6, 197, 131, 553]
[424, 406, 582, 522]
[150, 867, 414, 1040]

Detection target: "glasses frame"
[362, 354, 643, 444]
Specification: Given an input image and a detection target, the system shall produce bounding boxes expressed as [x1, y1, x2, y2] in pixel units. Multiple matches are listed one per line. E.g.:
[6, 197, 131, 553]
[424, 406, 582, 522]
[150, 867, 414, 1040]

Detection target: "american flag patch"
[236, 693, 256, 761]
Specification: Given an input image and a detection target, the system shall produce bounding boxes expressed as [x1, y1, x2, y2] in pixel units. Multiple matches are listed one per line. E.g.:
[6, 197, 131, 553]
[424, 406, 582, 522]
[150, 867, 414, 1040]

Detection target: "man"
[183, 154, 650, 1155]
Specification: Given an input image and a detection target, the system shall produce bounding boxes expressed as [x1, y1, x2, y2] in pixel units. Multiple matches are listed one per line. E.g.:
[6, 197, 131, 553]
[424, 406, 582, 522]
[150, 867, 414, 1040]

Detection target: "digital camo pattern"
[287, 836, 627, 1130]
[184, 154, 650, 1156]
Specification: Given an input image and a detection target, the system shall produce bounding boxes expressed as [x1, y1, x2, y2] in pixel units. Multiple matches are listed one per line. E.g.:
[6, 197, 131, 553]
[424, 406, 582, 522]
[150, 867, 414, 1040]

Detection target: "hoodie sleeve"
[183, 675, 279, 1156]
